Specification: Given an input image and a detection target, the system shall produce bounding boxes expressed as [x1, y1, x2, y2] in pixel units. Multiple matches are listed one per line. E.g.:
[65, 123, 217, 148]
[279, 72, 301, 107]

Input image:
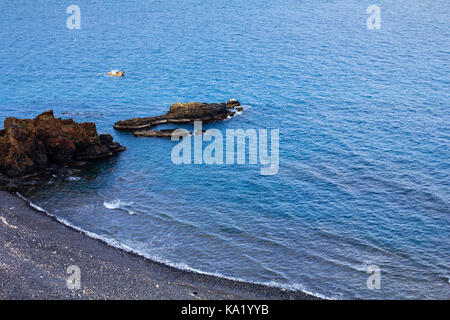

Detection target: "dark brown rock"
[99, 134, 114, 145]
[226, 99, 240, 109]
[114, 99, 241, 132]
[0, 110, 126, 181]
[133, 128, 206, 138]
[0, 173, 9, 185]
[133, 129, 189, 138]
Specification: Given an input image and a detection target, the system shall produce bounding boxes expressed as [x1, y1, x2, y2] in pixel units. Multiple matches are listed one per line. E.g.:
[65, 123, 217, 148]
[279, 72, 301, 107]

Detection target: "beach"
[0, 191, 316, 300]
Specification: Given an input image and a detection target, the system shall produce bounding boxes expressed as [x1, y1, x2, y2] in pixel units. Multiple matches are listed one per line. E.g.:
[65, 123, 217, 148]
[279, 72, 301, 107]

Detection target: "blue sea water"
[0, 0, 449, 299]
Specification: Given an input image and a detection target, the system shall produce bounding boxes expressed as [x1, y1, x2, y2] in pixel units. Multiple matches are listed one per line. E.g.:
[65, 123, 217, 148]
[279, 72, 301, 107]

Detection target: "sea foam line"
[15, 192, 330, 300]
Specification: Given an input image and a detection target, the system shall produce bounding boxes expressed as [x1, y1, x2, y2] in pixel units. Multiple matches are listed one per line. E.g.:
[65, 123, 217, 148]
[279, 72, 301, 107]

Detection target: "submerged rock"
[0, 110, 125, 184]
[133, 128, 205, 138]
[133, 129, 188, 138]
[114, 99, 242, 132]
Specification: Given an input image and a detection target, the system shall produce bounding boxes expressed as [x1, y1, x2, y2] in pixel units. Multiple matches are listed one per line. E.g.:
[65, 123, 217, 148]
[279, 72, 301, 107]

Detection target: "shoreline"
[0, 190, 319, 300]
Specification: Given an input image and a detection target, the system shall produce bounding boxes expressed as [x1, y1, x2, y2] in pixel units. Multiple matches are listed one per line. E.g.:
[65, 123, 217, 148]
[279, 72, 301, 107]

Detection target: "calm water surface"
[0, 0, 449, 299]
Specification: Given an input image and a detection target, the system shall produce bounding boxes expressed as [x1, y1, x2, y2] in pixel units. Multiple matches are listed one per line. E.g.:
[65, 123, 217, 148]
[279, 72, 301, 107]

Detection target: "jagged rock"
[114, 99, 241, 132]
[99, 134, 114, 145]
[0, 110, 126, 182]
[226, 99, 240, 109]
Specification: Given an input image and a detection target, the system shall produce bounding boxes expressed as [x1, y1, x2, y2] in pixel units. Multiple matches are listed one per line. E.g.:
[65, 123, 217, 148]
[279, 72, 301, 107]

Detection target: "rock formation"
[114, 99, 242, 133]
[0, 110, 125, 185]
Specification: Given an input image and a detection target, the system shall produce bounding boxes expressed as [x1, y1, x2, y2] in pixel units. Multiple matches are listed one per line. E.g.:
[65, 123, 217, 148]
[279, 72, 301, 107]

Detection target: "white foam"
[16, 192, 329, 300]
[103, 199, 121, 209]
[66, 176, 81, 181]
[103, 199, 136, 215]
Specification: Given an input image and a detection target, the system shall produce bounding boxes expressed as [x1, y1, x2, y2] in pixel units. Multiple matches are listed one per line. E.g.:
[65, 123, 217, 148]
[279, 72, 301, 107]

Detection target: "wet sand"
[0, 191, 317, 300]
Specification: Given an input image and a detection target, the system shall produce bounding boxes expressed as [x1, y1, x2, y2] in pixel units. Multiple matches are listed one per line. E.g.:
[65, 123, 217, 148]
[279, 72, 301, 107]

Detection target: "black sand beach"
[0, 191, 317, 300]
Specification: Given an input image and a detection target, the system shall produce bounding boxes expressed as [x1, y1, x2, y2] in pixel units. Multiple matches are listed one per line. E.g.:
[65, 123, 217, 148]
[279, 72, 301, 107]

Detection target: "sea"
[0, 0, 449, 299]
